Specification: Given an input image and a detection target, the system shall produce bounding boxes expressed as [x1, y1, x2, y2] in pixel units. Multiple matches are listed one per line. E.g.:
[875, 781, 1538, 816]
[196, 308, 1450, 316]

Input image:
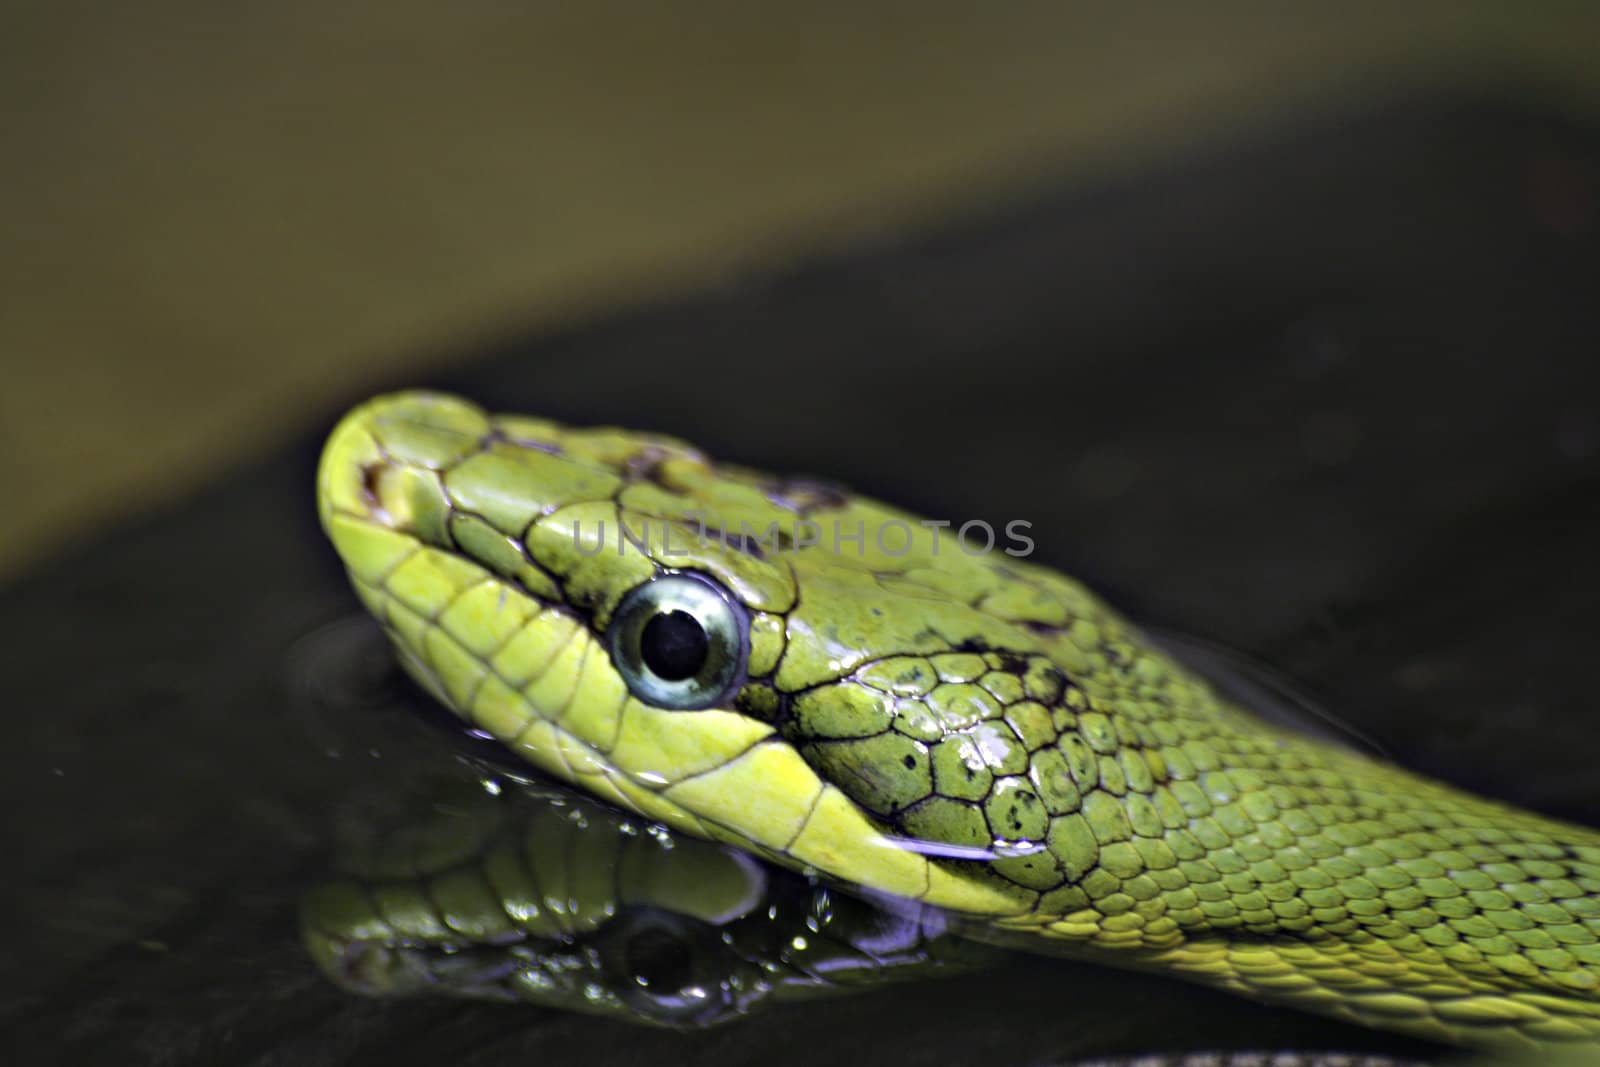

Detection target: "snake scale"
[316, 391, 1600, 1054]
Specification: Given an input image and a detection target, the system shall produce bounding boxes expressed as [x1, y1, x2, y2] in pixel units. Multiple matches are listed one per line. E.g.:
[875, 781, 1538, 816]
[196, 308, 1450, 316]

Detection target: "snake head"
[318, 391, 1193, 921]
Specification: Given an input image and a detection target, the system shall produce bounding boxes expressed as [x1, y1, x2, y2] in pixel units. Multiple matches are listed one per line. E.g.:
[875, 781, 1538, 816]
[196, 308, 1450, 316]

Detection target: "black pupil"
[640, 610, 709, 681]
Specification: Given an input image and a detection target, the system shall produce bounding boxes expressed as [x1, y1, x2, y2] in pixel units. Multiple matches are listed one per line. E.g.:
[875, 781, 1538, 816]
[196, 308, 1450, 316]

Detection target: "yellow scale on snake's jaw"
[318, 390, 1600, 1051]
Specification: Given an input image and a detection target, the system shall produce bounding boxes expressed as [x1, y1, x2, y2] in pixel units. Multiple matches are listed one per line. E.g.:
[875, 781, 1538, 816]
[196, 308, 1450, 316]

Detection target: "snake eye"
[607, 574, 748, 710]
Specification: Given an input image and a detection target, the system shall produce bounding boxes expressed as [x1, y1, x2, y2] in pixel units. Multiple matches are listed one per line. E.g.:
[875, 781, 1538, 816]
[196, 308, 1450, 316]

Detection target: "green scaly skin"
[316, 391, 1600, 1052]
[300, 777, 984, 1026]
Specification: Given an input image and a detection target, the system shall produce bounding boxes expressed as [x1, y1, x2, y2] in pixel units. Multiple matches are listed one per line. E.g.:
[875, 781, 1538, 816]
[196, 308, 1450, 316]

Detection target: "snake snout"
[316, 391, 492, 547]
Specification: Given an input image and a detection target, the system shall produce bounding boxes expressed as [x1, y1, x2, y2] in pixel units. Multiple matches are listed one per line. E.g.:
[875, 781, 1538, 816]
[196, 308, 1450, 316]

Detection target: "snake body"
[317, 391, 1600, 1052]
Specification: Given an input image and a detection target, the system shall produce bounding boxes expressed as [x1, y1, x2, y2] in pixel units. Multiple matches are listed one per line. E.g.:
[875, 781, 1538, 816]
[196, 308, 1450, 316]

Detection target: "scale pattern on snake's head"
[319, 391, 1600, 1050]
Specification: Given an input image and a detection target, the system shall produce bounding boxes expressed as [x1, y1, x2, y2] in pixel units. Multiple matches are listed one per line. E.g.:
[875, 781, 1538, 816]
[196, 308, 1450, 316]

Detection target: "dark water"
[5, 94, 1599, 1064]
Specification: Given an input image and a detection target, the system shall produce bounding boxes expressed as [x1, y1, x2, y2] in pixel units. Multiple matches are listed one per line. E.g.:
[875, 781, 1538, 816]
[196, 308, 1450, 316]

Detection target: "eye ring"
[607, 573, 749, 710]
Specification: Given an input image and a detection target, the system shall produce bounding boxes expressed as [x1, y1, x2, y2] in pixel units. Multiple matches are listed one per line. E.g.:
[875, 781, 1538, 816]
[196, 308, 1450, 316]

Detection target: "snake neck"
[953, 626, 1600, 1049]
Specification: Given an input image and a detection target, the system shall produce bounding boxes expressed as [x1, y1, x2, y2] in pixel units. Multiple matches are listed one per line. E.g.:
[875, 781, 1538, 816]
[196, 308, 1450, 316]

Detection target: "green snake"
[316, 390, 1600, 1054]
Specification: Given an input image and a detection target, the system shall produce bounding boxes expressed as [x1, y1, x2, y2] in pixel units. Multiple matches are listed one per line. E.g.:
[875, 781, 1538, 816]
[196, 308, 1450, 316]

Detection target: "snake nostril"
[355, 461, 452, 543]
[359, 462, 389, 517]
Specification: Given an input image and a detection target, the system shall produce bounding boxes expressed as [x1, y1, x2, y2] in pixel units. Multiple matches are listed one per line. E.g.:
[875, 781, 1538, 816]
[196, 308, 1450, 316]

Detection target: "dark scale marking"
[695, 524, 767, 560]
[491, 428, 564, 456]
[622, 446, 671, 482]
[993, 651, 1029, 675]
[763, 477, 850, 515]
[734, 683, 783, 723]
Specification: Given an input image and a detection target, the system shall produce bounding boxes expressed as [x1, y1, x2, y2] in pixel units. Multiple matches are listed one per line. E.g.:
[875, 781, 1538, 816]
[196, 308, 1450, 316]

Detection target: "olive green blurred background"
[5, 2, 1599, 582]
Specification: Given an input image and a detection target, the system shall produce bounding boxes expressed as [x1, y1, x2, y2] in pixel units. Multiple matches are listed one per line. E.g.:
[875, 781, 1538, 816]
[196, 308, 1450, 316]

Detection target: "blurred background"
[6, 2, 1600, 582]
